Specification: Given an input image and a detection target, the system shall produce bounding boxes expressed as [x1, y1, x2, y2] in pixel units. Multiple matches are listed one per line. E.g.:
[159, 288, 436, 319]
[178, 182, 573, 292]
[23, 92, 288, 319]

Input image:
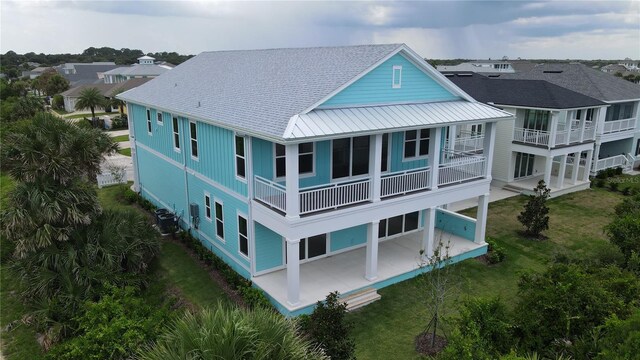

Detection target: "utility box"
[190, 203, 199, 218]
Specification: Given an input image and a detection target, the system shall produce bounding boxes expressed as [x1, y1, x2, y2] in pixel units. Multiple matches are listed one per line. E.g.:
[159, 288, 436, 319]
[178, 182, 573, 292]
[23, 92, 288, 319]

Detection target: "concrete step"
[502, 184, 525, 194]
[340, 288, 381, 311]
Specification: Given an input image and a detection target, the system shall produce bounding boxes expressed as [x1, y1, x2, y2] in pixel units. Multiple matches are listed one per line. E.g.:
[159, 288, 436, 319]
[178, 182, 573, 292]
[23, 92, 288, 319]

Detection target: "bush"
[609, 182, 619, 192]
[45, 286, 171, 360]
[606, 194, 640, 265]
[517, 180, 550, 238]
[594, 179, 606, 188]
[486, 237, 506, 264]
[52, 94, 64, 110]
[614, 167, 624, 175]
[123, 188, 138, 204]
[300, 292, 355, 360]
[451, 297, 513, 357]
[239, 286, 273, 310]
[622, 187, 631, 196]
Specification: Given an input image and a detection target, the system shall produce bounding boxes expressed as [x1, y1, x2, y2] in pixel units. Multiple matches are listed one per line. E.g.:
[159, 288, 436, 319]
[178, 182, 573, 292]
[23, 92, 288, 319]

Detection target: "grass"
[348, 185, 626, 359]
[64, 111, 109, 119]
[118, 148, 131, 156]
[112, 134, 129, 142]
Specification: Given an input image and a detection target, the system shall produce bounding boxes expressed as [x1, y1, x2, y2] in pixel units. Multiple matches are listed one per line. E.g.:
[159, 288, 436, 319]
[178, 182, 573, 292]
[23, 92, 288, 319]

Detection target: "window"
[471, 124, 483, 135]
[636, 139, 640, 156]
[214, 201, 224, 240]
[172, 117, 180, 151]
[606, 102, 635, 121]
[392, 65, 402, 88]
[286, 234, 327, 261]
[514, 152, 535, 179]
[523, 110, 550, 131]
[146, 109, 152, 134]
[275, 142, 314, 178]
[156, 111, 163, 125]
[381, 133, 389, 172]
[238, 215, 248, 257]
[332, 136, 370, 179]
[204, 193, 211, 220]
[235, 135, 246, 179]
[189, 121, 198, 159]
[403, 129, 430, 159]
[586, 109, 594, 121]
[378, 211, 420, 238]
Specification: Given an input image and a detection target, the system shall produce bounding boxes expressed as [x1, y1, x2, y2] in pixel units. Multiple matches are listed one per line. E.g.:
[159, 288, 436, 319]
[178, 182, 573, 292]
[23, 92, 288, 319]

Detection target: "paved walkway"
[108, 129, 130, 137]
[100, 130, 134, 182]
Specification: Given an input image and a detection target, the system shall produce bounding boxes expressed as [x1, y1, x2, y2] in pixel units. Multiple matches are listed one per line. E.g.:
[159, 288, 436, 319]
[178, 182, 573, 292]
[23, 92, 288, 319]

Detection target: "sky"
[1, 0, 639, 60]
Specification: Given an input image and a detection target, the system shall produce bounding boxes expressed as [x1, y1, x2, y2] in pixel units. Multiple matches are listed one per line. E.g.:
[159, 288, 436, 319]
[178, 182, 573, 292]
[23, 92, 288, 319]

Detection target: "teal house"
[118, 44, 513, 315]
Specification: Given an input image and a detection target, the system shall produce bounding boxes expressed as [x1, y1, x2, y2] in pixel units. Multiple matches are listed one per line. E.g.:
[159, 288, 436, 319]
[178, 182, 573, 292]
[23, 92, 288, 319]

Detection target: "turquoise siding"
[137, 146, 188, 216]
[252, 138, 274, 179]
[255, 223, 284, 272]
[435, 209, 476, 241]
[131, 104, 182, 163]
[194, 229, 251, 279]
[389, 131, 429, 172]
[330, 225, 367, 252]
[320, 53, 458, 108]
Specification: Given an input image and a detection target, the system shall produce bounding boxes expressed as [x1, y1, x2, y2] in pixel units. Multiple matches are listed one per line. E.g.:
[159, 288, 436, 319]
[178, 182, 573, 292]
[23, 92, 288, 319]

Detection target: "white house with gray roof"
[118, 44, 513, 315]
[103, 56, 173, 84]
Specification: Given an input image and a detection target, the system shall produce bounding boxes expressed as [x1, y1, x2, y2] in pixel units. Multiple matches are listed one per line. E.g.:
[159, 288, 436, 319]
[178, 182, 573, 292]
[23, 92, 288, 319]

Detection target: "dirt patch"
[475, 254, 491, 265]
[415, 332, 447, 356]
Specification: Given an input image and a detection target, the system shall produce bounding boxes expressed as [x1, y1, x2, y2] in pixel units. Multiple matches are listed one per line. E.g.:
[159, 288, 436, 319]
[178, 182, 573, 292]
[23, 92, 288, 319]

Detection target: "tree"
[139, 305, 328, 360]
[75, 87, 107, 120]
[300, 292, 356, 360]
[517, 180, 550, 238]
[44, 73, 70, 95]
[606, 194, 640, 266]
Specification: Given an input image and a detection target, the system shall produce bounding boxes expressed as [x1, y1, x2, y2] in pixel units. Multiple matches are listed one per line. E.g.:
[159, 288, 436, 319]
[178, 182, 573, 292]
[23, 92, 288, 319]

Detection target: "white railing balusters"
[513, 127, 550, 146]
[603, 118, 636, 134]
[298, 179, 371, 214]
[254, 176, 287, 212]
[593, 155, 629, 172]
[438, 156, 486, 186]
[380, 167, 431, 198]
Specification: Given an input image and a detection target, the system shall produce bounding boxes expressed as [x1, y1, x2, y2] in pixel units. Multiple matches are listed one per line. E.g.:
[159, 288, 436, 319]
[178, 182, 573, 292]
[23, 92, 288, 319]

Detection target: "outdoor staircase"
[340, 288, 381, 311]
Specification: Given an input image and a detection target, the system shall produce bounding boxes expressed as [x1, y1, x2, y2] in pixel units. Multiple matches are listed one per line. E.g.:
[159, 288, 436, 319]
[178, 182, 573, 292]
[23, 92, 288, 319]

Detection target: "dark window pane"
[332, 138, 350, 179]
[205, 196, 210, 207]
[174, 134, 180, 149]
[157, 113, 163, 123]
[420, 129, 430, 138]
[419, 139, 429, 156]
[299, 153, 313, 174]
[404, 211, 419, 231]
[190, 123, 197, 140]
[235, 136, 244, 156]
[147, 121, 151, 133]
[239, 236, 248, 256]
[352, 136, 370, 176]
[215, 203, 223, 220]
[378, 219, 387, 238]
[299, 142, 313, 154]
[236, 158, 246, 178]
[216, 220, 224, 238]
[307, 234, 327, 258]
[276, 158, 286, 177]
[191, 140, 198, 158]
[206, 207, 211, 219]
[173, 117, 178, 129]
[404, 141, 416, 158]
[238, 216, 247, 235]
[388, 215, 403, 236]
[381, 133, 389, 172]
[406, 130, 417, 140]
[299, 239, 306, 260]
[146, 109, 150, 120]
[275, 144, 285, 156]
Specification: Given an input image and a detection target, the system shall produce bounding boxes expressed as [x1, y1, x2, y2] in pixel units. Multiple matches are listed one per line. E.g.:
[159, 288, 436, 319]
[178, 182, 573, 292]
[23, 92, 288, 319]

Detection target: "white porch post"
[482, 122, 496, 179]
[579, 109, 588, 142]
[126, 102, 140, 192]
[556, 154, 568, 189]
[285, 144, 299, 219]
[583, 149, 594, 181]
[429, 127, 442, 190]
[286, 238, 300, 306]
[365, 221, 380, 281]
[549, 112, 559, 148]
[474, 193, 490, 244]
[369, 134, 383, 202]
[422, 208, 436, 259]
[592, 144, 601, 174]
[571, 151, 581, 184]
[448, 125, 457, 151]
[543, 156, 553, 186]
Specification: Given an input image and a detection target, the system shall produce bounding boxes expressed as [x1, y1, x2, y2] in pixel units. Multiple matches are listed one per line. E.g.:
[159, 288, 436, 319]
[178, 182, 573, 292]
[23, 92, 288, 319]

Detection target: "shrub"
[239, 286, 273, 310]
[594, 179, 606, 188]
[606, 195, 640, 265]
[622, 187, 631, 196]
[614, 167, 624, 175]
[455, 297, 513, 356]
[517, 180, 551, 238]
[609, 182, 619, 192]
[300, 292, 355, 360]
[486, 237, 506, 264]
[123, 188, 138, 204]
[596, 170, 608, 179]
[52, 94, 64, 110]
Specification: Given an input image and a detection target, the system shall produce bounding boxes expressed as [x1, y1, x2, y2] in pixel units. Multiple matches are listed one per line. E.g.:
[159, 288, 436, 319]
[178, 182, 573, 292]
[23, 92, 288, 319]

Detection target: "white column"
[422, 208, 436, 259]
[286, 238, 300, 306]
[543, 156, 553, 186]
[571, 151, 581, 184]
[365, 221, 380, 281]
[592, 144, 601, 175]
[448, 125, 457, 151]
[125, 102, 140, 192]
[583, 149, 594, 181]
[285, 144, 299, 219]
[474, 193, 489, 244]
[596, 107, 607, 135]
[429, 127, 441, 190]
[556, 154, 567, 189]
[549, 112, 559, 148]
[579, 109, 588, 142]
[482, 122, 496, 179]
[369, 134, 383, 202]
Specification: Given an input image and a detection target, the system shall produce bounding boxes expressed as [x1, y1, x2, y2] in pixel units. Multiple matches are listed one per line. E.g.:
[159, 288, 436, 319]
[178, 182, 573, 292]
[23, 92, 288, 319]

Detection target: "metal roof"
[285, 100, 514, 140]
[103, 64, 170, 77]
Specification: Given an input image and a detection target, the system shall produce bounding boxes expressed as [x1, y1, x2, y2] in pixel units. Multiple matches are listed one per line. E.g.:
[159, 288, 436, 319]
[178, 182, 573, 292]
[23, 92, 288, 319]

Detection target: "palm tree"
[139, 305, 328, 360]
[75, 87, 107, 121]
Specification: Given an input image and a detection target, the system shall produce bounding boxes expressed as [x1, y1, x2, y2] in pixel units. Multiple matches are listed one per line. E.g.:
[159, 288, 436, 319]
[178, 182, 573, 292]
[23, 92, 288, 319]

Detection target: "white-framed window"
[156, 111, 163, 125]
[146, 108, 152, 135]
[214, 201, 224, 241]
[172, 116, 180, 151]
[331, 136, 370, 179]
[274, 142, 314, 178]
[471, 124, 483, 135]
[378, 211, 420, 238]
[285, 234, 328, 262]
[237, 214, 249, 258]
[392, 65, 402, 89]
[235, 135, 246, 179]
[189, 121, 198, 160]
[204, 193, 212, 221]
[403, 129, 430, 160]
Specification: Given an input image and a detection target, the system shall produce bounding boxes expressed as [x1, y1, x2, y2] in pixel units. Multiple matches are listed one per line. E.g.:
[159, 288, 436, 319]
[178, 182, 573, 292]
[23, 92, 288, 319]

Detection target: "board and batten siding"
[136, 145, 188, 217]
[320, 53, 459, 108]
[131, 104, 183, 164]
[491, 107, 516, 183]
[255, 222, 284, 272]
[330, 225, 368, 252]
[435, 209, 476, 242]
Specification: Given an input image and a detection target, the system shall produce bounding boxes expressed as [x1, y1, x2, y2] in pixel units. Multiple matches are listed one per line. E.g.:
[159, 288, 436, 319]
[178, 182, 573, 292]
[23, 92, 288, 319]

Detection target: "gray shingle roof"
[499, 63, 640, 102]
[61, 78, 152, 98]
[118, 44, 404, 138]
[103, 64, 170, 77]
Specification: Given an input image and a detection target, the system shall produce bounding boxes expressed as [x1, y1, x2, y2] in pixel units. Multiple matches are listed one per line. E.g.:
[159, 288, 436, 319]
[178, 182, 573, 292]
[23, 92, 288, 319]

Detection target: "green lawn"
[118, 148, 131, 156]
[112, 134, 129, 142]
[349, 185, 626, 359]
[64, 112, 109, 119]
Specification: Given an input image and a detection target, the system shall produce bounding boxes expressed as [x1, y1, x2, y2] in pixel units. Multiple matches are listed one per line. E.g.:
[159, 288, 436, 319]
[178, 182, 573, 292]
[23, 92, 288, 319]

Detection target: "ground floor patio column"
[365, 221, 380, 281]
[543, 156, 553, 186]
[474, 193, 489, 244]
[422, 207, 436, 259]
[583, 149, 594, 182]
[571, 151, 581, 185]
[286, 238, 300, 306]
[556, 154, 568, 189]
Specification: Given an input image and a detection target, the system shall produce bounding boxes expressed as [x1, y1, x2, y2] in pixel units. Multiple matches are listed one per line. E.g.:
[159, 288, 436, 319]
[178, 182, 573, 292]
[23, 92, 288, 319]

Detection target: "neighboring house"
[443, 72, 608, 197]
[118, 44, 513, 315]
[500, 63, 640, 172]
[620, 58, 639, 71]
[21, 66, 54, 79]
[437, 60, 515, 73]
[103, 56, 173, 84]
[601, 64, 628, 74]
[61, 78, 151, 112]
[54, 62, 120, 86]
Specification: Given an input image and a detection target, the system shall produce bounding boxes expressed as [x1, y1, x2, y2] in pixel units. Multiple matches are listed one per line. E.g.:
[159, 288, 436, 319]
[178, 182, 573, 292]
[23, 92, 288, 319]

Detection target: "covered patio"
[252, 228, 486, 315]
[507, 174, 590, 197]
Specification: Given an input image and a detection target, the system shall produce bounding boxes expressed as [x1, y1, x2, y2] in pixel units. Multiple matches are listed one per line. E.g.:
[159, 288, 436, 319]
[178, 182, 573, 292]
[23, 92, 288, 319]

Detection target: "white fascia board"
[490, 103, 610, 112]
[604, 98, 640, 104]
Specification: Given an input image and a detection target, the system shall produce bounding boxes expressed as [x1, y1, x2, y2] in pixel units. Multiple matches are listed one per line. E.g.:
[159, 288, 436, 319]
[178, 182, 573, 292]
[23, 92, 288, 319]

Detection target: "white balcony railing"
[555, 130, 569, 145]
[438, 155, 486, 186]
[299, 179, 371, 214]
[569, 129, 582, 143]
[254, 176, 287, 212]
[381, 167, 431, 198]
[513, 127, 550, 146]
[603, 118, 636, 134]
[583, 126, 596, 140]
[446, 135, 484, 153]
[593, 155, 629, 172]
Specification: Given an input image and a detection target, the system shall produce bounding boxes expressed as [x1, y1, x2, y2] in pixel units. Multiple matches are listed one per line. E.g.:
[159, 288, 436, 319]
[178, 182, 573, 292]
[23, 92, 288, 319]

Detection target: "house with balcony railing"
[118, 44, 513, 315]
[444, 72, 609, 197]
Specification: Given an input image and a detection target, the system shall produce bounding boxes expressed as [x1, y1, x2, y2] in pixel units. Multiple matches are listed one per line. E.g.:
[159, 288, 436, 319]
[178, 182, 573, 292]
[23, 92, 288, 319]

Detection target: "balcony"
[513, 124, 596, 148]
[254, 151, 487, 216]
[593, 154, 635, 173]
[602, 118, 636, 134]
[513, 127, 550, 146]
[446, 132, 484, 153]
